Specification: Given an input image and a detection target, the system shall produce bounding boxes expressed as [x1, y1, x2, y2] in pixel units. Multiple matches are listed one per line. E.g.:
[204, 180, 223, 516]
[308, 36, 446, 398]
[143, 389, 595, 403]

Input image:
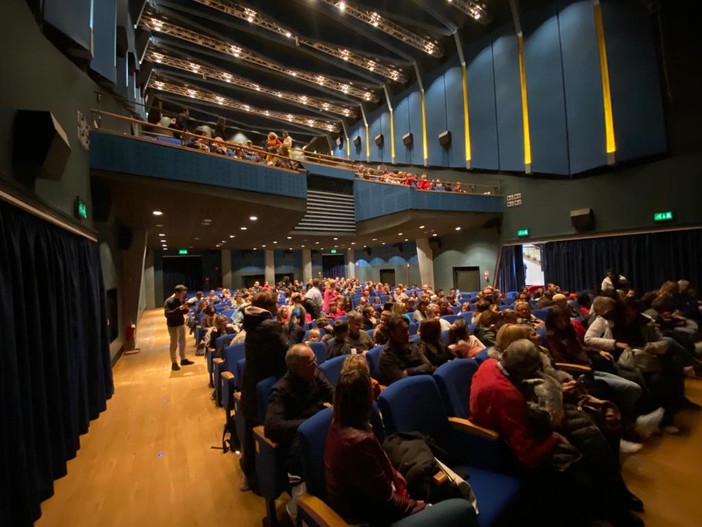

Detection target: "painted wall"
[274, 250, 303, 282]
[355, 242, 421, 286]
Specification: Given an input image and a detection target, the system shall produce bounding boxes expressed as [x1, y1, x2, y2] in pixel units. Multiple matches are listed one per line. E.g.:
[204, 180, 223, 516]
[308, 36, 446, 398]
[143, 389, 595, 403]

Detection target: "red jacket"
[469, 359, 557, 468]
[325, 421, 424, 525]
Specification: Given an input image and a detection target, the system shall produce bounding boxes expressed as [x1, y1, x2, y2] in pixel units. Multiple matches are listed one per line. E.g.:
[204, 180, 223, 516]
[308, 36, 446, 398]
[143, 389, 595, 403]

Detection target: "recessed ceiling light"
[372, 238, 377, 241]
[273, 241, 278, 244]
[241, 227, 247, 230]
[159, 233, 165, 237]
[153, 210, 163, 216]
[229, 235, 235, 238]
[419, 225, 425, 229]
[301, 245, 305, 248]
[432, 233, 438, 237]
[203, 218, 211, 222]
[221, 240, 226, 243]
[253, 248, 257, 251]
[287, 236, 292, 240]
[398, 232, 403, 236]
[156, 224, 163, 227]
[262, 244, 266, 248]
[289, 248, 293, 250]
[333, 237, 338, 241]
[315, 241, 319, 244]
[351, 242, 356, 245]
[382, 242, 386, 245]
[249, 216, 258, 221]
[404, 238, 408, 242]
[455, 226, 461, 231]
[194, 236, 200, 240]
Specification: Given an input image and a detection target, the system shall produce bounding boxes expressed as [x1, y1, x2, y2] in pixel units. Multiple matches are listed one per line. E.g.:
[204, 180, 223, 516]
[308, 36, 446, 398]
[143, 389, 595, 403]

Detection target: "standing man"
[164, 285, 195, 371]
[304, 278, 323, 319]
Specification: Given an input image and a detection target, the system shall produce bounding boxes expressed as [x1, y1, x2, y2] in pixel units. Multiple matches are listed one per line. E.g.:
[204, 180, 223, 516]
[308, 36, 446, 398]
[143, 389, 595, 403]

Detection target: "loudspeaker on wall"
[353, 135, 361, 147]
[13, 110, 71, 187]
[402, 132, 413, 147]
[438, 130, 451, 149]
[374, 134, 384, 147]
[570, 208, 595, 231]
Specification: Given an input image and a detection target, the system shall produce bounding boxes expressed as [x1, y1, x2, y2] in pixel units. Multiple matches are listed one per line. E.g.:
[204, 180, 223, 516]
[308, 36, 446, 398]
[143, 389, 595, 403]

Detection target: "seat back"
[378, 376, 450, 442]
[298, 406, 334, 500]
[532, 307, 549, 321]
[215, 333, 236, 356]
[441, 314, 457, 325]
[256, 375, 281, 421]
[408, 322, 418, 335]
[440, 329, 450, 345]
[235, 358, 246, 387]
[366, 345, 383, 379]
[433, 359, 479, 418]
[409, 334, 421, 345]
[309, 341, 328, 365]
[223, 343, 246, 381]
[318, 355, 347, 387]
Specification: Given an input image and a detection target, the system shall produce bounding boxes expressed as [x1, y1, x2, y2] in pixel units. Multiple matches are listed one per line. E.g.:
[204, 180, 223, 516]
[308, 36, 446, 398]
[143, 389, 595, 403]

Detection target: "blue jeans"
[593, 370, 642, 420]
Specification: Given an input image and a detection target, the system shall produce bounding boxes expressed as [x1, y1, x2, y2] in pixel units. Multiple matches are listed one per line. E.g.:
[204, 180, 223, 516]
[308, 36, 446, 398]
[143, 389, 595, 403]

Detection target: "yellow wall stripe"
[365, 123, 370, 160]
[420, 90, 428, 162]
[389, 108, 395, 162]
[461, 63, 472, 164]
[346, 135, 350, 157]
[593, 1, 616, 156]
[516, 33, 532, 169]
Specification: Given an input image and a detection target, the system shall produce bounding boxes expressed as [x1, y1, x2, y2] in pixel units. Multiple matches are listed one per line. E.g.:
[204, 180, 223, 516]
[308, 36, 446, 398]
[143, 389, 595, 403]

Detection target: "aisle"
[34, 308, 702, 526]
[36, 309, 264, 527]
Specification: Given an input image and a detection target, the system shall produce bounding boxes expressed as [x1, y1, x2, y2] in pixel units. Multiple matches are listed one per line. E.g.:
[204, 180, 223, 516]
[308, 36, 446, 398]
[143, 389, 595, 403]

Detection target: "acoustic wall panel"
[492, 31, 525, 172]
[465, 39, 499, 170]
[523, 6, 570, 175]
[425, 67, 448, 167]
[394, 95, 412, 165]
[601, 0, 666, 162]
[407, 90, 424, 166]
[379, 108, 392, 164]
[444, 60, 467, 168]
[44, 0, 93, 52]
[369, 108, 383, 163]
[90, 0, 117, 84]
[558, 1, 607, 174]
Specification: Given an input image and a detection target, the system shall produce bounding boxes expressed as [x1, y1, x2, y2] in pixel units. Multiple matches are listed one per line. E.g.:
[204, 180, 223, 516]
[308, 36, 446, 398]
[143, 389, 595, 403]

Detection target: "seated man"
[328, 320, 352, 358]
[264, 344, 334, 476]
[326, 301, 346, 319]
[346, 310, 373, 353]
[378, 315, 434, 386]
[425, 303, 452, 331]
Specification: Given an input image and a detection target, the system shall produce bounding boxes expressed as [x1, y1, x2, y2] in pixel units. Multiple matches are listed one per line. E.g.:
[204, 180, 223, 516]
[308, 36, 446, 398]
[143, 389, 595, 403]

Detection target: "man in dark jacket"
[378, 315, 434, 386]
[164, 284, 195, 371]
[264, 344, 334, 475]
[240, 290, 290, 491]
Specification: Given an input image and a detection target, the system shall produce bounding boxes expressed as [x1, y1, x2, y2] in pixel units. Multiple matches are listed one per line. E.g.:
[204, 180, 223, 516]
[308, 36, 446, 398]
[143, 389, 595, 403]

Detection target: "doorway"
[163, 255, 203, 294]
[379, 269, 396, 286]
[522, 244, 545, 286]
[242, 274, 265, 288]
[322, 254, 346, 278]
[453, 266, 480, 293]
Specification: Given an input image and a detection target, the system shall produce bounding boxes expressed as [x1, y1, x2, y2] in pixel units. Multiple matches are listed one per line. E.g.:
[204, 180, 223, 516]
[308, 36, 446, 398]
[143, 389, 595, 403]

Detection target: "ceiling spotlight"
[404, 238, 408, 242]
[159, 233, 165, 237]
[153, 210, 163, 216]
[432, 233, 438, 237]
[419, 225, 425, 229]
[372, 238, 377, 241]
[351, 242, 356, 245]
[262, 244, 266, 248]
[273, 241, 278, 244]
[241, 227, 247, 230]
[455, 226, 462, 231]
[230, 235, 235, 238]
[156, 224, 163, 227]
[333, 237, 338, 241]
[315, 241, 320, 244]
[194, 236, 200, 240]
[397, 232, 403, 236]
[249, 216, 258, 221]
[287, 236, 292, 240]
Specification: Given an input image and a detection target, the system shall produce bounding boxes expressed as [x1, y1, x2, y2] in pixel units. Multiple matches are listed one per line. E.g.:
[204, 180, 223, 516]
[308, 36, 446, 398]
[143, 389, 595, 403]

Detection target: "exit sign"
[517, 229, 530, 238]
[74, 196, 87, 220]
[653, 211, 673, 222]
[330, 249, 337, 254]
[178, 249, 189, 255]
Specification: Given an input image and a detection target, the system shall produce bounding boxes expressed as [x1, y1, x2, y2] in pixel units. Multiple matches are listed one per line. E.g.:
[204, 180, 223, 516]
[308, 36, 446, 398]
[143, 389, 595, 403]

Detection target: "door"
[453, 266, 480, 293]
[163, 255, 203, 294]
[242, 274, 265, 288]
[379, 269, 396, 286]
[322, 254, 346, 278]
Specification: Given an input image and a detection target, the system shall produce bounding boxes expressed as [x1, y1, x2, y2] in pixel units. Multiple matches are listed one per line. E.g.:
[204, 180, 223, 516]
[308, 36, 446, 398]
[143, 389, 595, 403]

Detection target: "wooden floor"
[36, 309, 702, 527]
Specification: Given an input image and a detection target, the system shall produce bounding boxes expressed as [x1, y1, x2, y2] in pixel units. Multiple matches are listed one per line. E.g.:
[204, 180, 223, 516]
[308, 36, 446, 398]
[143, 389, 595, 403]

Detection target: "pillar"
[221, 249, 232, 289]
[302, 249, 312, 283]
[264, 249, 275, 286]
[347, 248, 356, 279]
[415, 238, 434, 289]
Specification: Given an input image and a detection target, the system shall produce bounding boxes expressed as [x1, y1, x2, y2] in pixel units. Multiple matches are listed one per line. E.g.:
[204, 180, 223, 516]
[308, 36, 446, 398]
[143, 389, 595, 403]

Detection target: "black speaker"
[117, 222, 133, 251]
[128, 0, 148, 23]
[116, 26, 129, 57]
[13, 110, 71, 187]
[402, 132, 413, 147]
[428, 237, 442, 252]
[91, 178, 113, 222]
[374, 134, 384, 147]
[336, 136, 343, 148]
[135, 28, 151, 64]
[137, 61, 153, 90]
[393, 242, 403, 252]
[353, 135, 361, 147]
[438, 130, 452, 148]
[571, 208, 595, 231]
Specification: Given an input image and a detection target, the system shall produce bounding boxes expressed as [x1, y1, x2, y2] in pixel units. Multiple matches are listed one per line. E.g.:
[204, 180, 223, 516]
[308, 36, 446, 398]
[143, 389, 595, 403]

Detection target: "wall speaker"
[116, 26, 129, 58]
[137, 61, 153, 90]
[336, 136, 343, 148]
[393, 242, 403, 253]
[353, 135, 361, 147]
[135, 28, 150, 64]
[374, 134, 384, 147]
[571, 208, 595, 231]
[428, 237, 442, 252]
[117, 222, 133, 251]
[438, 130, 452, 148]
[402, 132, 413, 147]
[128, 0, 148, 23]
[13, 110, 71, 187]
[363, 246, 371, 257]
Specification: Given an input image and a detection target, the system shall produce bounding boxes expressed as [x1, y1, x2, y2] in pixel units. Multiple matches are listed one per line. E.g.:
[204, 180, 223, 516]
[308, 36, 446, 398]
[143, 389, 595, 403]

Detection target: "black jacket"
[164, 295, 186, 327]
[378, 342, 434, 386]
[241, 306, 289, 421]
[264, 370, 334, 445]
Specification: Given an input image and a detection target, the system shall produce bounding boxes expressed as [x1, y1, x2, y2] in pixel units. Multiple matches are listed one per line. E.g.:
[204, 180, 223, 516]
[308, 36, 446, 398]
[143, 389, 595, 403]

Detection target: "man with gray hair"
[426, 303, 452, 331]
[264, 344, 334, 475]
[346, 310, 373, 353]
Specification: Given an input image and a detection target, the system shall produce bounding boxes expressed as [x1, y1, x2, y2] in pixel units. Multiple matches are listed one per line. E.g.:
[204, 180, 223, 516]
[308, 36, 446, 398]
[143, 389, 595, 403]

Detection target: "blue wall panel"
[369, 108, 384, 163]
[523, 6, 570, 175]
[602, 0, 666, 162]
[350, 122, 364, 161]
[44, 0, 92, 51]
[380, 108, 392, 164]
[465, 39, 499, 170]
[394, 95, 412, 165]
[407, 91, 424, 166]
[492, 31, 524, 172]
[91, 0, 117, 84]
[558, 1, 607, 174]
[425, 68, 448, 167]
[444, 61, 467, 168]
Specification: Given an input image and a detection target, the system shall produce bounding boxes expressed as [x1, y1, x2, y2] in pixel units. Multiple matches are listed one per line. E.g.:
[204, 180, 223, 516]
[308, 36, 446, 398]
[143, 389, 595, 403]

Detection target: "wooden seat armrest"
[323, 402, 332, 408]
[213, 358, 224, 365]
[297, 494, 348, 527]
[448, 417, 499, 439]
[555, 363, 592, 374]
[233, 392, 241, 402]
[432, 471, 449, 486]
[253, 425, 277, 449]
[221, 371, 234, 381]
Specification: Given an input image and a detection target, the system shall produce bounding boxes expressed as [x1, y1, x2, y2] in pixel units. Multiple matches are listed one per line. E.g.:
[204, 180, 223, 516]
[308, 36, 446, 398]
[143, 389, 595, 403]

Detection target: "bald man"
[264, 344, 334, 476]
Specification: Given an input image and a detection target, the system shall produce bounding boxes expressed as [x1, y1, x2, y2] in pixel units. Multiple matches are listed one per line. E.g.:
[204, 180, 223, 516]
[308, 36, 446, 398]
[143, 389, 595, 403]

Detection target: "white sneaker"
[663, 425, 680, 435]
[635, 407, 664, 439]
[620, 439, 644, 454]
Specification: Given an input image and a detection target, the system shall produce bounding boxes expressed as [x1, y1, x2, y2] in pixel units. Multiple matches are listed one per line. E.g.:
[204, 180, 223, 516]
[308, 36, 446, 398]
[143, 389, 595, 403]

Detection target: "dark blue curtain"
[542, 229, 702, 293]
[497, 245, 525, 293]
[0, 199, 114, 526]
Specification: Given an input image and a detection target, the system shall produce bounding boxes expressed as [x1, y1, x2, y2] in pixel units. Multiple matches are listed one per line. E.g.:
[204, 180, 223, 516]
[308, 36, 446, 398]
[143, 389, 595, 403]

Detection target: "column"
[347, 248, 356, 278]
[264, 249, 275, 286]
[302, 249, 312, 283]
[415, 238, 434, 289]
[220, 249, 232, 289]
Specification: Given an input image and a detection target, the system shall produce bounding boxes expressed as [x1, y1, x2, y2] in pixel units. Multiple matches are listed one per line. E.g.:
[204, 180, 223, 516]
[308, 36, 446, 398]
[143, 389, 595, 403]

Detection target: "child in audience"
[306, 328, 321, 344]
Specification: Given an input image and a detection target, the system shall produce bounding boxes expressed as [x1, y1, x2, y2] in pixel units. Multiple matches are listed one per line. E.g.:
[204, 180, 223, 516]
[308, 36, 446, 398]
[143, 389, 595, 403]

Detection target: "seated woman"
[325, 357, 478, 526]
[418, 319, 453, 367]
[514, 301, 545, 329]
[474, 309, 503, 347]
[447, 318, 486, 359]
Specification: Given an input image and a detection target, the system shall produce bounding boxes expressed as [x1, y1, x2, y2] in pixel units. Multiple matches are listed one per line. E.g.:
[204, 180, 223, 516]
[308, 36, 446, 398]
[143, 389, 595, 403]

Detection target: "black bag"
[215, 413, 241, 454]
[302, 298, 320, 320]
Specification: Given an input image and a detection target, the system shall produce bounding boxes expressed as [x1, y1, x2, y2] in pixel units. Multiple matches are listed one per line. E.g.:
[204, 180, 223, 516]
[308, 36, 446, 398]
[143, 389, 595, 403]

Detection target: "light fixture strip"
[322, 0, 443, 57]
[150, 79, 341, 132]
[593, 0, 616, 159]
[446, 0, 492, 25]
[193, 0, 407, 83]
[140, 13, 379, 102]
[146, 49, 357, 117]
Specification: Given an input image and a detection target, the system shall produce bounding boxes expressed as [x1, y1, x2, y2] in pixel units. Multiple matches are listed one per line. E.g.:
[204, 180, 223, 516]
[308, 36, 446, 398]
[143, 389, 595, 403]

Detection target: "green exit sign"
[74, 197, 87, 220]
[330, 249, 337, 254]
[653, 211, 673, 222]
[178, 249, 189, 255]
[517, 229, 530, 238]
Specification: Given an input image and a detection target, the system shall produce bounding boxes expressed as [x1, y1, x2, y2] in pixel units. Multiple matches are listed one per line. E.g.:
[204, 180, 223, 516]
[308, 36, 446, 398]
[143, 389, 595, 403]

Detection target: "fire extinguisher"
[124, 322, 140, 354]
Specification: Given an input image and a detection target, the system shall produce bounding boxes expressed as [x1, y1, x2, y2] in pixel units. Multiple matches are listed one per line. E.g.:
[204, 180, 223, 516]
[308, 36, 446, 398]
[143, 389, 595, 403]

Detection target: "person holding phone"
[164, 284, 195, 371]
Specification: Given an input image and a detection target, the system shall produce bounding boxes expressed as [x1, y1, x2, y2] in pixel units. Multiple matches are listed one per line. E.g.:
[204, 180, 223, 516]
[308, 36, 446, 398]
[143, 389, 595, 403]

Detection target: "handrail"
[354, 173, 501, 196]
[90, 109, 306, 171]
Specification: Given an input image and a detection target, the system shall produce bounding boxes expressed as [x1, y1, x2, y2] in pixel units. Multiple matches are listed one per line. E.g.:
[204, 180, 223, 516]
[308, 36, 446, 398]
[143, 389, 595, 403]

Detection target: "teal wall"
[432, 228, 502, 292]
[355, 243, 421, 286]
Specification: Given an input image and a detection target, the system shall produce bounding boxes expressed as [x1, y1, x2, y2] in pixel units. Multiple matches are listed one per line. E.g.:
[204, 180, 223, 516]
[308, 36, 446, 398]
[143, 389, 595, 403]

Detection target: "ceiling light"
[432, 233, 438, 237]
[241, 227, 247, 231]
[404, 238, 408, 242]
[419, 225, 425, 229]
[273, 241, 278, 244]
[153, 210, 163, 216]
[253, 248, 257, 250]
[338, 1, 346, 11]
[159, 233, 165, 237]
[315, 241, 319, 244]
[287, 236, 292, 240]
[194, 236, 200, 240]
[351, 242, 356, 245]
[249, 216, 258, 221]
[262, 244, 266, 248]
[455, 227, 462, 231]
[156, 224, 163, 227]
[229, 235, 235, 238]
[372, 238, 377, 241]
[333, 237, 338, 240]
[301, 245, 305, 248]
[397, 232, 403, 236]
